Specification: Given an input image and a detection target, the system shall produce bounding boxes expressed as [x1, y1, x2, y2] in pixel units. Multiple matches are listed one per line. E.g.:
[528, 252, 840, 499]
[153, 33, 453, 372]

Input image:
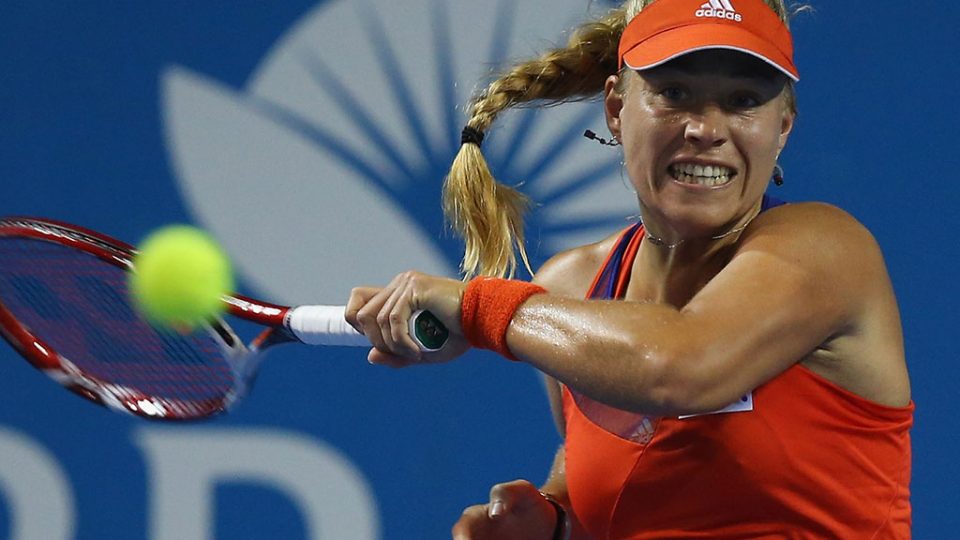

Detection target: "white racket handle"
[286, 306, 447, 351]
[287, 305, 366, 346]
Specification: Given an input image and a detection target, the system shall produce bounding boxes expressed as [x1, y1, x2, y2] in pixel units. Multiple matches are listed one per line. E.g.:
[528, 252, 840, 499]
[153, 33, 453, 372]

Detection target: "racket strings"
[0, 238, 237, 405]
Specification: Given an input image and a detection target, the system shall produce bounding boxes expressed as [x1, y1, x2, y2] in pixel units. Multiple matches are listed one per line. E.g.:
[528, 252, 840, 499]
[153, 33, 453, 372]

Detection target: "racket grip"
[408, 309, 448, 352]
[287, 306, 366, 346]
[287, 306, 448, 351]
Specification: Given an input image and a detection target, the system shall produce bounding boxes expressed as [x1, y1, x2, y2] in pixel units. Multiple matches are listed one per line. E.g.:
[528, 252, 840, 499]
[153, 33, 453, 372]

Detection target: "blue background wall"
[2, 1, 957, 538]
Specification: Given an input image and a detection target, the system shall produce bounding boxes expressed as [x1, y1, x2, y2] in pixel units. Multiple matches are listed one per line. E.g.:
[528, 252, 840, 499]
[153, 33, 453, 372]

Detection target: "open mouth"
[668, 162, 736, 187]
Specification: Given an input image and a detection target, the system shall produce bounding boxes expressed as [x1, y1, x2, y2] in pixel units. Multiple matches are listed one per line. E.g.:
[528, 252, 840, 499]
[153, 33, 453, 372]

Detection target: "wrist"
[460, 277, 546, 360]
[538, 491, 571, 540]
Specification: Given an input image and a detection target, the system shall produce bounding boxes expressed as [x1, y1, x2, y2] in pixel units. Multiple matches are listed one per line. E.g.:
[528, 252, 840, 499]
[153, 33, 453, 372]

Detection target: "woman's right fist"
[451, 479, 559, 540]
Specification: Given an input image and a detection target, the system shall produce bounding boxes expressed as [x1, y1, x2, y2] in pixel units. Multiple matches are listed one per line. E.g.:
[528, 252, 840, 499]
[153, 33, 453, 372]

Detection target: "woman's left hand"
[345, 271, 470, 366]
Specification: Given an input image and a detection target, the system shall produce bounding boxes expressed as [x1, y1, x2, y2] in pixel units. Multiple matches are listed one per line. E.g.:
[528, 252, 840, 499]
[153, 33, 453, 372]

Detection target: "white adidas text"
[696, 0, 743, 21]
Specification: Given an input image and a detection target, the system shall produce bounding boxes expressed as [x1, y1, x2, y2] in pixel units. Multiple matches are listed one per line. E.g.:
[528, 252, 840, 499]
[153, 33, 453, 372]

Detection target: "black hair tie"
[460, 126, 485, 147]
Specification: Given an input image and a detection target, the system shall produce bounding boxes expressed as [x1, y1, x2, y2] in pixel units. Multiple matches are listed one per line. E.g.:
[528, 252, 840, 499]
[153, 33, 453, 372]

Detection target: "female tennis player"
[346, 0, 913, 537]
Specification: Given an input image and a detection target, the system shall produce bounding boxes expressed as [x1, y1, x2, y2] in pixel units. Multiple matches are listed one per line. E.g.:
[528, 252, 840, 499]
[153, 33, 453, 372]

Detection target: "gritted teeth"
[669, 162, 736, 187]
[670, 162, 735, 177]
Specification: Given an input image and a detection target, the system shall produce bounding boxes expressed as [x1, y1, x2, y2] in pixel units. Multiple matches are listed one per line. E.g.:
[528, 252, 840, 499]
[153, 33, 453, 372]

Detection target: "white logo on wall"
[162, 0, 634, 306]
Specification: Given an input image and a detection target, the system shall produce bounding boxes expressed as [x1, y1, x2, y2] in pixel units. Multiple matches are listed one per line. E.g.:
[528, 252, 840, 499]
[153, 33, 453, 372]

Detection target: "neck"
[644, 219, 753, 249]
[642, 201, 763, 251]
[631, 204, 762, 303]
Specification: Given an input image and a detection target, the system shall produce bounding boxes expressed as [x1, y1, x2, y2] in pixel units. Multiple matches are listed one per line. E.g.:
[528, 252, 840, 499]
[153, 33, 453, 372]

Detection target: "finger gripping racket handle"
[287, 306, 448, 352]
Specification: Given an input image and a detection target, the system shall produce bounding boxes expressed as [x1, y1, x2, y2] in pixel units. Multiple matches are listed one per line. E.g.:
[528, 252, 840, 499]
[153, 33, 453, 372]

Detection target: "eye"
[659, 86, 688, 102]
[728, 90, 764, 109]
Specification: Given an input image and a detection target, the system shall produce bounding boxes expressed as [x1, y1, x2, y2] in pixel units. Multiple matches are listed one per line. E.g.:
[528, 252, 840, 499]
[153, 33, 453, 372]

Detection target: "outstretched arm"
[505, 203, 905, 414]
[348, 203, 906, 413]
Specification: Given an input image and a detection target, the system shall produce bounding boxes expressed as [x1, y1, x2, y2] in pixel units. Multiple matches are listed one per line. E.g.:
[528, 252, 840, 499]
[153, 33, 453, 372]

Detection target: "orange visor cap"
[618, 0, 799, 81]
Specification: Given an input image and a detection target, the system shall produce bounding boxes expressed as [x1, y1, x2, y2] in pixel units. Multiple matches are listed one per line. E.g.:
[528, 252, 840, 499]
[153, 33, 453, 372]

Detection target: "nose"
[683, 107, 728, 148]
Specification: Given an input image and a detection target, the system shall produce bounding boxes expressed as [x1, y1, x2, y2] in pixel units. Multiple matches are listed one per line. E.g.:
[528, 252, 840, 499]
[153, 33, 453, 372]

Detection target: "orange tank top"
[562, 222, 913, 539]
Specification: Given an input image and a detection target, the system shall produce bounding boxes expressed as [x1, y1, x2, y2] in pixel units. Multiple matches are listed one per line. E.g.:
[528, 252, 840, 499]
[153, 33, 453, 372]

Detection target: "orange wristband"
[460, 277, 546, 360]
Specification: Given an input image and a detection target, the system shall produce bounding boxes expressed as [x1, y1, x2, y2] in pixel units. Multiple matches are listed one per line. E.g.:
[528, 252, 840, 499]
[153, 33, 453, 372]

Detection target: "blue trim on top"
[591, 222, 643, 300]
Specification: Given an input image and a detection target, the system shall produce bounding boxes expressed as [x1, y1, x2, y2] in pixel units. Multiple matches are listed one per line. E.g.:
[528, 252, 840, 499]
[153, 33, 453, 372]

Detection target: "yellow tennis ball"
[129, 225, 234, 329]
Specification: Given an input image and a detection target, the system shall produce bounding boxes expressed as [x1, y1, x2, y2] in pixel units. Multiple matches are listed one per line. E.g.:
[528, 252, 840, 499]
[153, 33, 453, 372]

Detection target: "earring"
[584, 130, 620, 147]
[772, 163, 784, 186]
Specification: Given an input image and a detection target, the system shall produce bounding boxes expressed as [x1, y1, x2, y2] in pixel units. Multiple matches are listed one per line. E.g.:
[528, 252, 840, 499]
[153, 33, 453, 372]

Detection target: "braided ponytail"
[443, 8, 626, 279]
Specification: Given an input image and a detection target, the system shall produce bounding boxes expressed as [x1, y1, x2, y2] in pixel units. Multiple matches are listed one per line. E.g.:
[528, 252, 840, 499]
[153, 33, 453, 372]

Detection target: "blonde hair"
[444, 0, 801, 279]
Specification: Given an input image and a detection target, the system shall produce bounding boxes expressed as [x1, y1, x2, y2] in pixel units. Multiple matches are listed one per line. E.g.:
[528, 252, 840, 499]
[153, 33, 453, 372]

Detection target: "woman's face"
[605, 50, 795, 239]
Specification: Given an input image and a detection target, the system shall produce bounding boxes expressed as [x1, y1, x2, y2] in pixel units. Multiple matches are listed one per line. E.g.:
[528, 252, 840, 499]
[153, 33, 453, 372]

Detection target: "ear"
[604, 74, 624, 142]
[777, 106, 796, 155]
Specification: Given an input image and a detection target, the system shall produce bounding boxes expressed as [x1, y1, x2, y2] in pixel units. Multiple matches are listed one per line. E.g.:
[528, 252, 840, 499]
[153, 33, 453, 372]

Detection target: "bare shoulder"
[532, 229, 624, 299]
[739, 202, 887, 289]
[738, 202, 908, 405]
[735, 201, 894, 331]
[744, 202, 879, 248]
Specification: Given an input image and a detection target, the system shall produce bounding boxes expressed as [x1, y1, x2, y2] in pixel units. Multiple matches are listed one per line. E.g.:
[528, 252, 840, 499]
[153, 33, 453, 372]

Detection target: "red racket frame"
[0, 217, 296, 419]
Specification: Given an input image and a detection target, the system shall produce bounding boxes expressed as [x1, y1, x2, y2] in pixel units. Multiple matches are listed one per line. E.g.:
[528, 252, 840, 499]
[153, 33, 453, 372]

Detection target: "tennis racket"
[0, 217, 448, 420]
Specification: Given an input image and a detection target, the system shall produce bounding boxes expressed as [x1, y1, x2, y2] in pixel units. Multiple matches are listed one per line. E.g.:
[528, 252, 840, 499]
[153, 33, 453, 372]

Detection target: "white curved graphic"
[163, 0, 636, 304]
[0, 427, 76, 540]
[163, 68, 449, 304]
[136, 427, 379, 540]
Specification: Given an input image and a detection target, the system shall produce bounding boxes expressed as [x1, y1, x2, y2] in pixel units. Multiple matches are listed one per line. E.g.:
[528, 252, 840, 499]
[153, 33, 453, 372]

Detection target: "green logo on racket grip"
[410, 310, 448, 352]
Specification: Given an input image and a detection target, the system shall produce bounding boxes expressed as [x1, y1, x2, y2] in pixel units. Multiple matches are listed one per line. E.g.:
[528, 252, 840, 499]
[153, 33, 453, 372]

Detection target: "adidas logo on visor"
[696, 0, 743, 21]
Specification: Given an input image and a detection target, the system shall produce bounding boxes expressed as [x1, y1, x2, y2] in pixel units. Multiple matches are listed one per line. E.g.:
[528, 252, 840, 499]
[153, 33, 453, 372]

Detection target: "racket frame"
[0, 216, 448, 419]
[0, 217, 294, 420]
